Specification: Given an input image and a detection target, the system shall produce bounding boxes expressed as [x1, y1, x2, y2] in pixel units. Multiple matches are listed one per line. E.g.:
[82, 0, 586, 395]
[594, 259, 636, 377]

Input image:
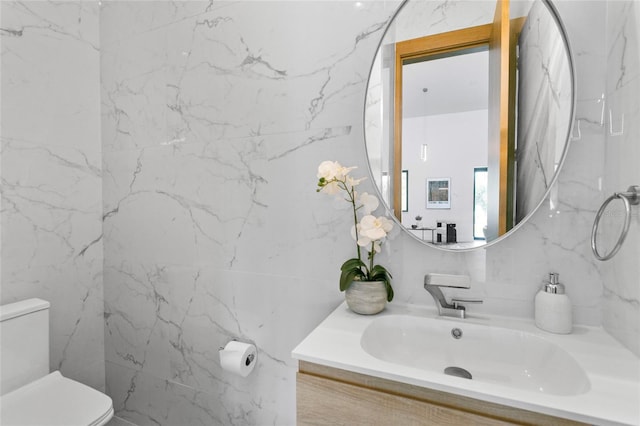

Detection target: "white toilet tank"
[0, 298, 51, 395]
[0, 298, 114, 426]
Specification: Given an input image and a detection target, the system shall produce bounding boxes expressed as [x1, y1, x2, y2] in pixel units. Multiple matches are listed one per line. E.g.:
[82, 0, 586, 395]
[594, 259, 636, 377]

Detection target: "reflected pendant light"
[421, 87, 429, 162]
[420, 144, 428, 162]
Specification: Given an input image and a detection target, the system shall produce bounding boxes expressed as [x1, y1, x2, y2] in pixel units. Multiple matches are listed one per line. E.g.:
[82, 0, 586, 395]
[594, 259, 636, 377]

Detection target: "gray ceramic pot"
[344, 280, 387, 315]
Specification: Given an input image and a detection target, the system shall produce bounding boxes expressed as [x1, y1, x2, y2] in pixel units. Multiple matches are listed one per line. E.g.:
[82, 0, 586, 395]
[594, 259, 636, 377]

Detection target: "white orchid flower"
[358, 192, 379, 215]
[317, 160, 340, 180]
[357, 215, 394, 247]
[317, 161, 361, 196]
[316, 160, 394, 302]
[319, 181, 341, 195]
[345, 175, 365, 189]
[317, 160, 356, 182]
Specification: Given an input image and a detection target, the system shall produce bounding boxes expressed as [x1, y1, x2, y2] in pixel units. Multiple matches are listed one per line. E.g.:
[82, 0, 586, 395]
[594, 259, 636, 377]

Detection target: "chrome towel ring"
[591, 185, 639, 261]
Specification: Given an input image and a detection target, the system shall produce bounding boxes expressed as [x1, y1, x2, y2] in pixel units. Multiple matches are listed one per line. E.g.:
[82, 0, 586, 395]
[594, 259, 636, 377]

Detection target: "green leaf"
[339, 258, 367, 291]
[340, 258, 366, 272]
[384, 281, 394, 302]
[369, 265, 394, 302]
[340, 268, 365, 292]
[369, 267, 391, 284]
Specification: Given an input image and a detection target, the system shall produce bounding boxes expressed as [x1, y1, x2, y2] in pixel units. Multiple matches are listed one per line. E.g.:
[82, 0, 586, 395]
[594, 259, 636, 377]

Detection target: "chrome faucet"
[424, 274, 483, 319]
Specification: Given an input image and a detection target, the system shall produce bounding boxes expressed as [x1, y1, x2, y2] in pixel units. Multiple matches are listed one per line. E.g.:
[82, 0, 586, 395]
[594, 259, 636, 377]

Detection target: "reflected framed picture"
[401, 170, 408, 212]
[426, 178, 450, 209]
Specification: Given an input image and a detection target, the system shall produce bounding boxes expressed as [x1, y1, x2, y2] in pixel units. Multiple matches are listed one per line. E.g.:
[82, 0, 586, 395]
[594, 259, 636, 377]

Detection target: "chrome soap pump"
[534, 273, 572, 334]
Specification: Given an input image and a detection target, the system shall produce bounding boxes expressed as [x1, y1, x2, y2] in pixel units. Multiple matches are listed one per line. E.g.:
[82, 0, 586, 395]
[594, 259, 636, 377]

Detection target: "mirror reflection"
[364, 0, 574, 250]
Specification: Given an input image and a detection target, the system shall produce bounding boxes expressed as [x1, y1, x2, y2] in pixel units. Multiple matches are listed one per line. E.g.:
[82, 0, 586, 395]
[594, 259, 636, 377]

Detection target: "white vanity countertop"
[292, 302, 640, 426]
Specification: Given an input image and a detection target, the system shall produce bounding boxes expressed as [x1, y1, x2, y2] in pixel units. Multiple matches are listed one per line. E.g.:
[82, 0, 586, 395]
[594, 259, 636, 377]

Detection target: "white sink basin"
[292, 303, 640, 425]
[361, 314, 590, 396]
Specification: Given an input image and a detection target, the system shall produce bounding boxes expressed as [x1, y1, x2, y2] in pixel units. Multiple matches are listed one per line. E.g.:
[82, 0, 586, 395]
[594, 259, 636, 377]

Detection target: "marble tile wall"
[100, 2, 400, 425]
[0, 0, 637, 425]
[600, 0, 640, 356]
[100, 1, 639, 425]
[0, 2, 105, 390]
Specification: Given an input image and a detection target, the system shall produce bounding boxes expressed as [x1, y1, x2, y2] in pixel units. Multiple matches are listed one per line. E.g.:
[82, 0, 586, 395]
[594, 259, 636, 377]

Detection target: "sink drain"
[444, 366, 472, 380]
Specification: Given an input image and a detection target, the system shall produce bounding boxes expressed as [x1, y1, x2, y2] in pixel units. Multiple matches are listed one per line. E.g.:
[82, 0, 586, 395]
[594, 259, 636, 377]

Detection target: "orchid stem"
[369, 242, 375, 273]
[348, 185, 363, 265]
[337, 179, 365, 274]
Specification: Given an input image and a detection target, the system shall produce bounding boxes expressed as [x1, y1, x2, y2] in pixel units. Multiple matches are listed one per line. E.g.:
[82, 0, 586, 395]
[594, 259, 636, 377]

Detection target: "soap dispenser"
[534, 273, 572, 334]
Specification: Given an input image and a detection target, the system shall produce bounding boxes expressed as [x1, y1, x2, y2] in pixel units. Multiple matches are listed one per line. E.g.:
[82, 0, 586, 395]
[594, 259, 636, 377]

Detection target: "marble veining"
[515, 0, 573, 222]
[100, 1, 638, 423]
[101, 2, 397, 423]
[1, 1, 638, 425]
[0, 1, 105, 391]
[599, 0, 640, 356]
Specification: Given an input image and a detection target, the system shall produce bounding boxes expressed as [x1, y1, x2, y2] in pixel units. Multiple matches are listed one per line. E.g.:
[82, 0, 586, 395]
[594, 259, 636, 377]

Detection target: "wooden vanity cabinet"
[296, 361, 586, 426]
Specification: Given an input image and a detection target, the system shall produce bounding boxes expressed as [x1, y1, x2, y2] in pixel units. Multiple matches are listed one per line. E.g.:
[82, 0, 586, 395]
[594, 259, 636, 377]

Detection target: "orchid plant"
[316, 161, 394, 302]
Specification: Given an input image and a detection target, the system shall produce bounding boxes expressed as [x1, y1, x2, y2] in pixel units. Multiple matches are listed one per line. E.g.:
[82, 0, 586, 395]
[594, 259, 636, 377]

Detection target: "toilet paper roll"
[219, 341, 257, 377]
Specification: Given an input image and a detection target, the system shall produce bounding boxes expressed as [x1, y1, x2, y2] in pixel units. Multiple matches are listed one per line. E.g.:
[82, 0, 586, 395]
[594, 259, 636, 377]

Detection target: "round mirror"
[364, 0, 575, 250]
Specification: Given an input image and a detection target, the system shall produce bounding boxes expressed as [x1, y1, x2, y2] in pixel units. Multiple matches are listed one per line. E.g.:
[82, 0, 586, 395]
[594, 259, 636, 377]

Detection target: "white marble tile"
[598, 0, 640, 356]
[105, 263, 340, 425]
[0, 0, 105, 389]
[102, 126, 376, 280]
[392, 0, 495, 42]
[103, 140, 267, 268]
[2, 141, 102, 269]
[1, 1, 100, 150]
[101, 1, 396, 154]
[104, 261, 169, 377]
[107, 360, 240, 426]
[2, 1, 620, 425]
[94, 0, 639, 422]
[555, 1, 607, 102]
[3, 1, 636, 425]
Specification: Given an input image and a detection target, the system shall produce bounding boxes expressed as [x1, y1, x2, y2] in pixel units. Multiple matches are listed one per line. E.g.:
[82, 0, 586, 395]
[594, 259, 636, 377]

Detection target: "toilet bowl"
[0, 298, 114, 426]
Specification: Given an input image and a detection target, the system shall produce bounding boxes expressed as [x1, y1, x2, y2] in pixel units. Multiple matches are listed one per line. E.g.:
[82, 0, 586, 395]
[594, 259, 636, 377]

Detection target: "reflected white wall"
[401, 110, 488, 242]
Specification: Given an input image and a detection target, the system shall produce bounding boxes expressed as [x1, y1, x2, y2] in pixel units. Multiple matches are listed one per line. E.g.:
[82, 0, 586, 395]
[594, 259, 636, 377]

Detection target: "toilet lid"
[0, 371, 114, 426]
